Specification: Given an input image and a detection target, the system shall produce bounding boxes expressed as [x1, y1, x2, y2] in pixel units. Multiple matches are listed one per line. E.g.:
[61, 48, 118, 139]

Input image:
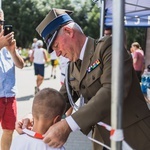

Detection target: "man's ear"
[63, 26, 74, 37]
[52, 115, 61, 124]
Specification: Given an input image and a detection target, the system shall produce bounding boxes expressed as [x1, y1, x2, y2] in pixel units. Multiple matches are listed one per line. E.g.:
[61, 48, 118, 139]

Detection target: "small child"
[10, 88, 66, 150]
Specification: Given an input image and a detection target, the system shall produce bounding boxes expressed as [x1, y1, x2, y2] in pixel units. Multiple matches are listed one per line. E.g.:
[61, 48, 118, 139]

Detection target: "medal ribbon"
[22, 128, 44, 139]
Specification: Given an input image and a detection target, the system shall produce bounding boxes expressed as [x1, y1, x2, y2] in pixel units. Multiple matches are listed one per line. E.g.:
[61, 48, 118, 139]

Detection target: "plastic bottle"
[141, 69, 148, 94]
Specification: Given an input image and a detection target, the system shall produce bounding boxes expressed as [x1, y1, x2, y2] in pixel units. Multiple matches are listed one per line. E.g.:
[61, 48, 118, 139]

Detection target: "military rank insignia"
[87, 59, 100, 73]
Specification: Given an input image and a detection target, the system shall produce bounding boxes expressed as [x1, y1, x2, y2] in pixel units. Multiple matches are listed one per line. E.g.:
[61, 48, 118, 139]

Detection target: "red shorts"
[0, 97, 17, 130]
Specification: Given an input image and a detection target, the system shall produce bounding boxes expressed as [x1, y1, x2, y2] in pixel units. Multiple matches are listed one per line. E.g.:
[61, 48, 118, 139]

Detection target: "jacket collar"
[80, 37, 95, 81]
[71, 37, 95, 82]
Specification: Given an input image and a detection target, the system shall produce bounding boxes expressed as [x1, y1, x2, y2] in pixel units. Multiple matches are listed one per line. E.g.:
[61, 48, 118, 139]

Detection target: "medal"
[87, 59, 100, 73]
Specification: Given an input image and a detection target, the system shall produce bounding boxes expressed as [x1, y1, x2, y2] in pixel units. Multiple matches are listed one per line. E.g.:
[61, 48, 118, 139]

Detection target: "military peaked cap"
[36, 8, 73, 53]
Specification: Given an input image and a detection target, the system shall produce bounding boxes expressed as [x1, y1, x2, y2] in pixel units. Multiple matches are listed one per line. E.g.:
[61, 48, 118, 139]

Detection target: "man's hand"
[0, 31, 14, 49]
[6, 38, 16, 54]
[43, 119, 72, 148]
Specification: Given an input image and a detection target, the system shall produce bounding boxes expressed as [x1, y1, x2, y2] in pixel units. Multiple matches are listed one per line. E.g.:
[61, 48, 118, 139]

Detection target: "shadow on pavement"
[16, 95, 34, 101]
[44, 77, 50, 80]
[22, 66, 33, 70]
[64, 131, 92, 150]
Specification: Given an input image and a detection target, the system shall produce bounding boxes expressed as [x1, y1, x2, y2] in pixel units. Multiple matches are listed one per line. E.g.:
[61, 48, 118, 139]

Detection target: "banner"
[105, 0, 150, 27]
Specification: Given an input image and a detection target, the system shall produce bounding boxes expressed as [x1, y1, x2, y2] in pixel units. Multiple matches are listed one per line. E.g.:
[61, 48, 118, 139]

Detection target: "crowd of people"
[16, 37, 69, 94]
[1, 7, 150, 150]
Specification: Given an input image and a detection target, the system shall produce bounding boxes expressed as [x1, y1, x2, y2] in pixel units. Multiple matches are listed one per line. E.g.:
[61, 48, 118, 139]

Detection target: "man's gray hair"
[0, 9, 4, 17]
[0, 9, 4, 14]
[66, 22, 83, 33]
[58, 22, 83, 36]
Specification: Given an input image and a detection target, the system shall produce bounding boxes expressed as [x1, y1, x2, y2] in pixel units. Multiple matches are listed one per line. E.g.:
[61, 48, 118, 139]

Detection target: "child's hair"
[32, 88, 66, 119]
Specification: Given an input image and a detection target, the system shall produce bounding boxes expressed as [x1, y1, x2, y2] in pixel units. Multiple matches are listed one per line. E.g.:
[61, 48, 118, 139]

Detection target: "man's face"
[0, 13, 4, 33]
[51, 28, 78, 62]
[104, 29, 112, 36]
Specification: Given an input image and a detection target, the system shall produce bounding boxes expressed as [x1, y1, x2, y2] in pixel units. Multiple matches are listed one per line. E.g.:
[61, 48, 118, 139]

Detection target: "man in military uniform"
[17, 8, 150, 150]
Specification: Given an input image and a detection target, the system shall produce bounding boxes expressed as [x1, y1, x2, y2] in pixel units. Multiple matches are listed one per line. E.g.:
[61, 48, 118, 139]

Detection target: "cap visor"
[47, 31, 58, 53]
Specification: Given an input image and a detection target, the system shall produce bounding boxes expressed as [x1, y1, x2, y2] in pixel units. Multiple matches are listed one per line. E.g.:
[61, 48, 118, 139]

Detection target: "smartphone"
[4, 25, 13, 36]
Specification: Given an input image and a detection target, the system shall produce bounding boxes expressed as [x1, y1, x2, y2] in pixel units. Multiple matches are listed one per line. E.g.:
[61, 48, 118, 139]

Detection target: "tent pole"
[111, 0, 125, 149]
[100, 0, 105, 38]
[0, 0, 1, 9]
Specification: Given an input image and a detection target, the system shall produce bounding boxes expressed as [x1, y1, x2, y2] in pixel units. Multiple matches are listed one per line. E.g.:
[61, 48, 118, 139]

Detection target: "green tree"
[126, 27, 147, 52]
[2, 0, 74, 48]
[2, 0, 147, 50]
[2, 0, 51, 48]
[71, 0, 100, 38]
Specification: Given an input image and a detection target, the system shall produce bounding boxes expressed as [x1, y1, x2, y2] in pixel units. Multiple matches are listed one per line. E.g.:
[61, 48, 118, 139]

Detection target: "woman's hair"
[132, 42, 140, 49]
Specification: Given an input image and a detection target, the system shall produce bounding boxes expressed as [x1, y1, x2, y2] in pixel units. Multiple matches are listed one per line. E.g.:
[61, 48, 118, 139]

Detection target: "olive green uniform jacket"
[60, 36, 150, 150]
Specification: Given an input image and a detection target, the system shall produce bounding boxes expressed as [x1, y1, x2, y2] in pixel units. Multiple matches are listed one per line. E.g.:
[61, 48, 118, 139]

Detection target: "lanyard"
[22, 128, 44, 139]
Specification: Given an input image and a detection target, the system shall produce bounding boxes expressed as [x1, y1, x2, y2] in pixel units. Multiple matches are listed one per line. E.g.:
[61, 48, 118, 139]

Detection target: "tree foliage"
[2, 0, 48, 47]
[1, 0, 147, 50]
[126, 27, 147, 52]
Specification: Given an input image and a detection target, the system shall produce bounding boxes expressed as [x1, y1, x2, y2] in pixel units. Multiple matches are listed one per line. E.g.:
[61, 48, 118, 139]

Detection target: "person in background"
[30, 40, 48, 94]
[10, 88, 66, 150]
[50, 51, 58, 79]
[16, 46, 22, 55]
[131, 42, 145, 82]
[32, 38, 38, 51]
[141, 64, 150, 103]
[23, 48, 33, 67]
[0, 9, 24, 150]
[104, 26, 112, 36]
[16, 8, 150, 150]
[27, 47, 33, 66]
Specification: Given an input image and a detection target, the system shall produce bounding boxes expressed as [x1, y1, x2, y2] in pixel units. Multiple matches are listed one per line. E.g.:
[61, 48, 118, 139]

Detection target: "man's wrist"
[65, 116, 80, 132]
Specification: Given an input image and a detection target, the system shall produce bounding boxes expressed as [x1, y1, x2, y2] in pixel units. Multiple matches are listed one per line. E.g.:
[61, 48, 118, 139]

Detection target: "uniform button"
[92, 76, 95, 80]
[81, 85, 85, 89]
[73, 86, 76, 90]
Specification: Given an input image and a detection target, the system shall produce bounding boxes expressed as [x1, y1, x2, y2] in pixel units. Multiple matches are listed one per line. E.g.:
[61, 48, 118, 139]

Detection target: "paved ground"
[0, 65, 92, 150]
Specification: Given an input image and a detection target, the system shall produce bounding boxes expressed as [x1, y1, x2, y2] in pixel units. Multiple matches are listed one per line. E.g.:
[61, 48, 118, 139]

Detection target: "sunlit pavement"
[0, 65, 92, 150]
